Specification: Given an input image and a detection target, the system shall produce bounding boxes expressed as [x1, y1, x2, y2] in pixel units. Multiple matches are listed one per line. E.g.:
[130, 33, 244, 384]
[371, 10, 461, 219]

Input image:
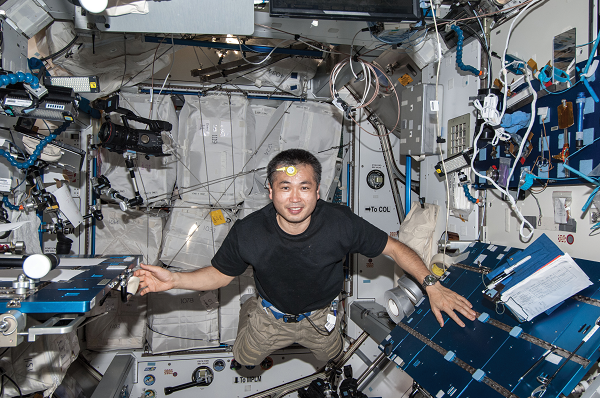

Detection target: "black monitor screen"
[270, 0, 420, 22]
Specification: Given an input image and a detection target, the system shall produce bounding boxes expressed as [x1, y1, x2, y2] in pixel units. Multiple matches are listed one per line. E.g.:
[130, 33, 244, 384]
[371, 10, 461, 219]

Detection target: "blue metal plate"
[0, 255, 139, 313]
[381, 244, 600, 398]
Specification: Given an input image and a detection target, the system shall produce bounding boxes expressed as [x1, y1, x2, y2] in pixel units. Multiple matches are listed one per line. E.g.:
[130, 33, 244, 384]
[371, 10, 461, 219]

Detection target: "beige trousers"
[232, 296, 343, 366]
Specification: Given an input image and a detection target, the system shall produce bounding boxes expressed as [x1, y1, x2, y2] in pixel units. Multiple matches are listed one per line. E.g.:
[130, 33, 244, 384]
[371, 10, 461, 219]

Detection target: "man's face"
[268, 164, 320, 233]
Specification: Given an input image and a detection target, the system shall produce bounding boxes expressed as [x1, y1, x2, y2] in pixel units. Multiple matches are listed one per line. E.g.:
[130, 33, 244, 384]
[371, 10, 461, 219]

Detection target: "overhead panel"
[96, 0, 254, 35]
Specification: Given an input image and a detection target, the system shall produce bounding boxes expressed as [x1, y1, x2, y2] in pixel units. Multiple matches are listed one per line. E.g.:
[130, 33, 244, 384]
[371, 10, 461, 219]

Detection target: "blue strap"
[261, 299, 311, 322]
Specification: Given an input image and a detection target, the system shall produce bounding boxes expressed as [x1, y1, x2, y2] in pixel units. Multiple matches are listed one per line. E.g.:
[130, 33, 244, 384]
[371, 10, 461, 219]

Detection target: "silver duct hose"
[368, 114, 407, 223]
[344, 85, 420, 225]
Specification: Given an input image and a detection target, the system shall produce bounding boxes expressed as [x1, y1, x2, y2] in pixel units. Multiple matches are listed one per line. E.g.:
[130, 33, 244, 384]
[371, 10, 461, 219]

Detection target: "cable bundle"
[329, 58, 400, 136]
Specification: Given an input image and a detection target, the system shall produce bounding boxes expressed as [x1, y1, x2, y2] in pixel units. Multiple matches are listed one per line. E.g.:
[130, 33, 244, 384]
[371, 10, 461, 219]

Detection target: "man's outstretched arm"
[134, 264, 234, 295]
[381, 236, 476, 327]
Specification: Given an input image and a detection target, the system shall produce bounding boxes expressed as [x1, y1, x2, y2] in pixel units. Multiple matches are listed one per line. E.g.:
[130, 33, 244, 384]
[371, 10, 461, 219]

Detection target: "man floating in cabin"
[135, 149, 475, 365]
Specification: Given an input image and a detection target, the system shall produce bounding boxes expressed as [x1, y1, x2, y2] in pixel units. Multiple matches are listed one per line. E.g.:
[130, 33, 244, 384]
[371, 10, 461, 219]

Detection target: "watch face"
[423, 275, 437, 286]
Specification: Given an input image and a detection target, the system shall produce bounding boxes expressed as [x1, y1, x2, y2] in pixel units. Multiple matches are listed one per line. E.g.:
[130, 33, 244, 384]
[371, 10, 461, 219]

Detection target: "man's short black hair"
[267, 149, 322, 187]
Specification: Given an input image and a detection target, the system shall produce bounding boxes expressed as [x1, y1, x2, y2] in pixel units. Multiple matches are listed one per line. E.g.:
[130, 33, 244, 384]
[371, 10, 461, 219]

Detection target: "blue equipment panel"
[0, 255, 139, 314]
[473, 56, 600, 188]
[380, 242, 600, 398]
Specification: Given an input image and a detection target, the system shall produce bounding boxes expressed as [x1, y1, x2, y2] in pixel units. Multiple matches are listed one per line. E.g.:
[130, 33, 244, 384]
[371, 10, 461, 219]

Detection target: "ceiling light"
[80, 0, 108, 13]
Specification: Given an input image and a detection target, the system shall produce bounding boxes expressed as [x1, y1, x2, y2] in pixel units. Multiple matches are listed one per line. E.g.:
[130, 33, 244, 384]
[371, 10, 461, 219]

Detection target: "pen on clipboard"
[486, 255, 531, 290]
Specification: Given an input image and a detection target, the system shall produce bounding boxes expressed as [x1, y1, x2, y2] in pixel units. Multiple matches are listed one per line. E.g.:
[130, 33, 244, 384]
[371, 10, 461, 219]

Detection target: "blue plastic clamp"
[477, 312, 490, 323]
[472, 369, 486, 382]
[510, 326, 523, 338]
[444, 351, 456, 362]
[520, 173, 535, 191]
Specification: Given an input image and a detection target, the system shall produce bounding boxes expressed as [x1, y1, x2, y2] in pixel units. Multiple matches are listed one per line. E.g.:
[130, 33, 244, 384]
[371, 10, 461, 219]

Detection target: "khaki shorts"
[232, 296, 343, 366]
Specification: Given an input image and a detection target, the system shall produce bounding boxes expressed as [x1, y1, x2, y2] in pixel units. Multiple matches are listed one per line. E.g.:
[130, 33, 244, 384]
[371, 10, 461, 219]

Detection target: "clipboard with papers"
[483, 234, 592, 322]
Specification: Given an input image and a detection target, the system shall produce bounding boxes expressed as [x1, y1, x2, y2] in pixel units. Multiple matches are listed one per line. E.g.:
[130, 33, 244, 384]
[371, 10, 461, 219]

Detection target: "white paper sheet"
[42, 269, 85, 282]
[501, 253, 592, 321]
[47, 185, 84, 227]
[0, 221, 30, 232]
[0, 268, 85, 282]
[57, 258, 105, 267]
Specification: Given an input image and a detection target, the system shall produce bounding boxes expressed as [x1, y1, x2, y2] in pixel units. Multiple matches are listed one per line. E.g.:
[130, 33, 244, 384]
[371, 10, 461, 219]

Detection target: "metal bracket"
[6, 299, 21, 308]
[326, 158, 343, 202]
[22, 314, 85, 342]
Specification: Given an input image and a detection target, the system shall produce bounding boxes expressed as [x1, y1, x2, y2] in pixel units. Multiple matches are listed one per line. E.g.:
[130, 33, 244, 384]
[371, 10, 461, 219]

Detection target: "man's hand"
[426, 282, 476, 327]
[134, 263, 177, 296]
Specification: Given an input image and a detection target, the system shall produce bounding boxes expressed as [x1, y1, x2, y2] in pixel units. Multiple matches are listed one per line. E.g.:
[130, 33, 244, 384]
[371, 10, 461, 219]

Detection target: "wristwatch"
[422, 274, 438, 289]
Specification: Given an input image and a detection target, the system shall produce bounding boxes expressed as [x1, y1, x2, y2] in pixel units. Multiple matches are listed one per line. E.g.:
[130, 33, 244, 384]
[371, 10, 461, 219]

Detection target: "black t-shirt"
[211, 199, 388, 315]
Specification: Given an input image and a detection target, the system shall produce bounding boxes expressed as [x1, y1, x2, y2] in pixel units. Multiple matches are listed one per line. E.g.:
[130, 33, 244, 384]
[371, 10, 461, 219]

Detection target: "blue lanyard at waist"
[261, 299, 311, 323]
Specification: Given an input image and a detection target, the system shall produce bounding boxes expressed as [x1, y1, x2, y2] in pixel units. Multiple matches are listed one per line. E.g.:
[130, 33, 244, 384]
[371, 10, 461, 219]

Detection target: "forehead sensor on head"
[276, 165, 297, 177]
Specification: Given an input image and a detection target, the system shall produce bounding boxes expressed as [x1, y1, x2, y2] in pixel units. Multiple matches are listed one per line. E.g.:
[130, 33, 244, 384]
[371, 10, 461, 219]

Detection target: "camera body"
[98, 119, 167, 155]
[95, 95, 172, 156]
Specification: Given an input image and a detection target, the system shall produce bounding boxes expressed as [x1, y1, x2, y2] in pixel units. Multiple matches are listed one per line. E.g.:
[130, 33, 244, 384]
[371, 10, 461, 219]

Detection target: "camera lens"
[98, 122, 113, 143]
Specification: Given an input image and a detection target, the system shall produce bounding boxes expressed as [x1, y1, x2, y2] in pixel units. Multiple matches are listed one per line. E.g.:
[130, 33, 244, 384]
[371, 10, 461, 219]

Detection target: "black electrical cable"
[0, 372, 21, 398]
[119, 33, 127, 90]
[305, 313, 335, 336]
[146, 323, 212, 341]
[7, 127, 27, 159]
[41, 34, 80, 62]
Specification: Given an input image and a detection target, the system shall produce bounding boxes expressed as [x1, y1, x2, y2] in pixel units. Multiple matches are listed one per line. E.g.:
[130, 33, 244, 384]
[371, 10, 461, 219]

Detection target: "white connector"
[537, 107, 549, 123]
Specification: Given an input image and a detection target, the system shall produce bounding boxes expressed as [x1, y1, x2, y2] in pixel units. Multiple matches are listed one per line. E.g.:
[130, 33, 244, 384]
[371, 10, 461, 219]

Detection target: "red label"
[557, 234, 574, 244]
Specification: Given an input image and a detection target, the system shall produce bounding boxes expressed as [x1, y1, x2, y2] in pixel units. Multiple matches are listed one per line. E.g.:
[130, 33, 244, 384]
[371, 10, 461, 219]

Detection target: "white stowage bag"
[147, 288, 220, 353]
[397, 202, 440, 266]
[98, 92, 178, 207]
[160, 200, 232, 270]
[105, 0, 149, 16]
[94, 204, 164, 265]
[219, 268, 256, 345]
[244, 58, 320, 96]
[278, 102, 343, 199]
[85, 292, 147, 350]
[449, 170, 475, 221]
[240, 195, 271, 219]
[177, 95, 255, 206]
[0, 324, 79, 397]
[245, 104, 281, 200]
[9, 208, 42, 254]
[40, 21, 178, 98]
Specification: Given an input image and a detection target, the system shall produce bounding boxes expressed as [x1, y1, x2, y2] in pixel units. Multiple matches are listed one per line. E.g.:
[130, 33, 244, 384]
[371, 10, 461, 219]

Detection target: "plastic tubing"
[2, 195, 19, 211]
[463, 184, 478, 204]
[451, 25, 482, 77]
[0, 72, 40, 89]
[0, 122, 70, 169]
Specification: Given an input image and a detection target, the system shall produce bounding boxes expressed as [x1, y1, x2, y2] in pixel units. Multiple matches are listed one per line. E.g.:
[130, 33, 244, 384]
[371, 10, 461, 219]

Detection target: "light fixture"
[80, 0, 108, 14]
[225, 34, 239, 45]
[23, 254, 59, 279]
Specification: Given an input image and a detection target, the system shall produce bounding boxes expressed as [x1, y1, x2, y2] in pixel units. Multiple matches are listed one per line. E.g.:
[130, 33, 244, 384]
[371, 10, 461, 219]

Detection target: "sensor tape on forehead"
[276, 165, 297, 177]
